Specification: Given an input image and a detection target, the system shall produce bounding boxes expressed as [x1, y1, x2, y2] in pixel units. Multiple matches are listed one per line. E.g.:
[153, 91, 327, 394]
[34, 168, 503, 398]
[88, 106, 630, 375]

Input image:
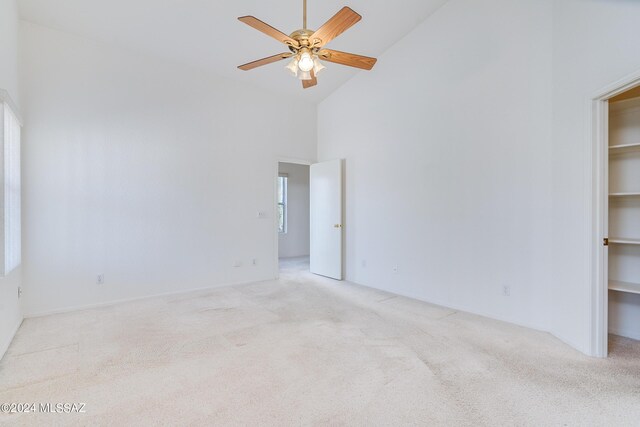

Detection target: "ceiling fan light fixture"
[285, 57, 299, 77]
[298, 70, 312, 81]
[297, 50, 314, 72]
[312, 56, 326, 75]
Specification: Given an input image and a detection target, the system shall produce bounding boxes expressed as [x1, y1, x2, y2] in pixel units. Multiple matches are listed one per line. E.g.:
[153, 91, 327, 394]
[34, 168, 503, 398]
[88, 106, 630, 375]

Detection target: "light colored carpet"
[1, 257, 639, 426]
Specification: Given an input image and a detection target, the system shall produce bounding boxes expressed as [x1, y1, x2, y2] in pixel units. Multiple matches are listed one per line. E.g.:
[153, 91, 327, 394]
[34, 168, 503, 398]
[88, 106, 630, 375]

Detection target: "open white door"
[310, 159, 343, 280]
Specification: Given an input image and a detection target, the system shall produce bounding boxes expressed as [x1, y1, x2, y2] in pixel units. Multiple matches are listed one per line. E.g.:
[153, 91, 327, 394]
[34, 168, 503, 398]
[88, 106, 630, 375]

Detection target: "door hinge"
[603, 238, 609, 247]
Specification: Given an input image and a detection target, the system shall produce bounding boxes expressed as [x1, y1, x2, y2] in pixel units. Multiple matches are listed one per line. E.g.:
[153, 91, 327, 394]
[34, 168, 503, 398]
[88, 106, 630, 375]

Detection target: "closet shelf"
[609, 142, 640, 154]
[609, 238, 640, 245]
[609, 280, 640, 295]
[609, 192, 640, 197]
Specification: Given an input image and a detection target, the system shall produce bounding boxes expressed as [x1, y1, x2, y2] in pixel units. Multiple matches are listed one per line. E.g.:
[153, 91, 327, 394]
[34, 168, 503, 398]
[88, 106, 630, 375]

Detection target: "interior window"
[1, 100, 22, 276]
[277, 175, 288, 233]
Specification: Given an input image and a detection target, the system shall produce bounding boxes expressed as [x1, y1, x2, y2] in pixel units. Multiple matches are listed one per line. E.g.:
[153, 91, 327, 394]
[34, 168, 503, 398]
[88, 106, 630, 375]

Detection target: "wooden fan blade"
[238, 16, 299, 47]
[310, 7, 361, 47]
[318, 49, 377, 70]
[302, 71, 317, 89]
[238, 53, 292, 71]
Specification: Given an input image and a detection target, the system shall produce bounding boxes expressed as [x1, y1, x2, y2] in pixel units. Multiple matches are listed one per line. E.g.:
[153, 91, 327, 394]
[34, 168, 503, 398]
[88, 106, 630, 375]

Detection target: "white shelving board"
[609, 192, 640, 197]
[609, 142, 640, 155]
[609, 280, 640, 295]
[609, 238, 640, 245]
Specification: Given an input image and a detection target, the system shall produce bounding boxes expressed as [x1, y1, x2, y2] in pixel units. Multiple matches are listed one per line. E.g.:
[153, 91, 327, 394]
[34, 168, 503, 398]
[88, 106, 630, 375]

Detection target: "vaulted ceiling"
[18, 0, 448, 103]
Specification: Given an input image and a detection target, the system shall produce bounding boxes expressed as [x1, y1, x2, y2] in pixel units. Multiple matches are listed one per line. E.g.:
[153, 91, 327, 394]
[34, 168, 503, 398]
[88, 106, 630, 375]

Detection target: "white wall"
[318, 0, 554, 332]
[609, 292, 640, 341]
[319, 0, 640, 355]
[14, 0, 640, 355]
[20, 22, 316, 316]
[551, 0, 640, 354]
[278, 163, 310, 259]
[0, 0, 22, 361]
[0, 0, 19, 101]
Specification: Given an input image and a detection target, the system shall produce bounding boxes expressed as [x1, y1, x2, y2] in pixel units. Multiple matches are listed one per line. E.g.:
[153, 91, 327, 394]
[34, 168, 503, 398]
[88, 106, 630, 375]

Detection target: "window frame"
[277, 174, 288, 234]
[0, 91, 22, 277]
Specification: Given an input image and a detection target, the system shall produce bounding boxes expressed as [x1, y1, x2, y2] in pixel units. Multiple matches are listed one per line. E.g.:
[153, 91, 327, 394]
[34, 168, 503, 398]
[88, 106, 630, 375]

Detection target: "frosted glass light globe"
[298, 52, 314, 72]
[313, 57, 326, 75]
[285, 58, 299, 77]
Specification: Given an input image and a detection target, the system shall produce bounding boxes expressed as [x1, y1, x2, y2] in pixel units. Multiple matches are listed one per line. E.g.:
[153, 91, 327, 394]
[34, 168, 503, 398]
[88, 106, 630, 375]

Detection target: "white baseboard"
[0, 317, 23, 362]
[20, 273, 604, 358]
[549, 329, 593, 357]
[348, 278, 601, 357]
[609, 327, 640, 342]
[347, 279, 547, 332]
[24, 277, 278, 319]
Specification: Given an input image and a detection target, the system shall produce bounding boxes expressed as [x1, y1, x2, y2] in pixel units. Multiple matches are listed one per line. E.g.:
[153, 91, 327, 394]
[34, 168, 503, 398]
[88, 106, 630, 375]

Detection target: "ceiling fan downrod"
[303, 0, 307, 30]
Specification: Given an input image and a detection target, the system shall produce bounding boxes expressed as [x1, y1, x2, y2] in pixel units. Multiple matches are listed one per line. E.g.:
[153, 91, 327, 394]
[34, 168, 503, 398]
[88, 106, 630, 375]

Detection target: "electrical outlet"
[257, 211, 268, 219]
[233, 260, 242, 268]
[392, 264, 399, 273]
[502, 286, 511, 297]
[252, 259, 258, 266]
[97, 274, 105, 285]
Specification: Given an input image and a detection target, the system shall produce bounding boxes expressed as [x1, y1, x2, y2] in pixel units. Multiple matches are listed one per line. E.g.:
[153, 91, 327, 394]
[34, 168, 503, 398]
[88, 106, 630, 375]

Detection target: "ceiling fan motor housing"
[288, 29, 320, 54]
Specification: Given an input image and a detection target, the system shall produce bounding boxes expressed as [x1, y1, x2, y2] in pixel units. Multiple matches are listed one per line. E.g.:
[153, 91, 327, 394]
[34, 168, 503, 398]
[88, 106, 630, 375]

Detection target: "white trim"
[25, 274, 552, 348]
[609, 327, 640, 342]
[592, 69, 640, 100]
[24, 278, 272, 319]
[1, 104, 22, 277]
[277, 174, 288, 234]
[0, 90, 22, 126]
[589, 69, 640, 358]
[278, 157, 313, 166]
[590, 98, 608, 358]
[273, 160, 280, 279]
[0, 317, 22, 362]
[347, 278, 547, 335]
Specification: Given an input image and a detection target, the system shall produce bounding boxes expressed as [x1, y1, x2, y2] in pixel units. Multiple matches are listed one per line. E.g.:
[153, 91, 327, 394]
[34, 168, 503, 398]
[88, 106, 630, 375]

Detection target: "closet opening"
[606, 86, 640, 349]
[593, 79, 640, 357]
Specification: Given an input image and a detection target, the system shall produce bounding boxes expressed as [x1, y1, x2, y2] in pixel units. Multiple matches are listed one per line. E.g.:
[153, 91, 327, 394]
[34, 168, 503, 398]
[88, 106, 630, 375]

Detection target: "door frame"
[590, 71, 640, 358]
[273, 157, 313, 280]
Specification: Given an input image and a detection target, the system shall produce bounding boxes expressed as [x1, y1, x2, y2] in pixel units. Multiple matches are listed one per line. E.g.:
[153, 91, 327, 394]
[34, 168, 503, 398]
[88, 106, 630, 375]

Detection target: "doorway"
[277, 162, 311, 272]
[593, 76, 640, 357]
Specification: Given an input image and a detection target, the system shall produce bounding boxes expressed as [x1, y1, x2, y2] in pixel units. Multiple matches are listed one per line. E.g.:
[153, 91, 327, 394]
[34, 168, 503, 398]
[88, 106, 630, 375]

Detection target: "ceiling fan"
[237, 0, 377, 89]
